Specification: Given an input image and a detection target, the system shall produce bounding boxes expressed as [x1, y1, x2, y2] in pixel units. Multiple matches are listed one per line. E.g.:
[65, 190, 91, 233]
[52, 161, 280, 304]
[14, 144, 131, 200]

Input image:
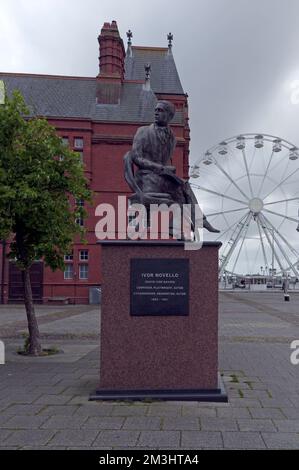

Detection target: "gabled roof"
[125, 46, 184, 94]
[0, 38, 185, 123]
[0, 73, 183, 124]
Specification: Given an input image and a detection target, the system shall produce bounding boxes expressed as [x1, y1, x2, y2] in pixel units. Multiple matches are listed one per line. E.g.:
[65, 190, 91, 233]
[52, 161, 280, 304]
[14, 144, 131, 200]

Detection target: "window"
[74, 137, 83, 149]
[79, 250, 88, 261]
[76, 217, 84, 227]
[64, 264, 74, 279]
[62, 137, 69, 147]
[75, 150, 83, 164]
[79, 264, 88, 280]
[64, 252, 73, 261]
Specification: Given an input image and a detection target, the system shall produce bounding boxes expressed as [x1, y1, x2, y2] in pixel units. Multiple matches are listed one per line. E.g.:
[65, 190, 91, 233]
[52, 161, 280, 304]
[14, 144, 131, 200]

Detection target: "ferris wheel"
[189, 134, 299, 278]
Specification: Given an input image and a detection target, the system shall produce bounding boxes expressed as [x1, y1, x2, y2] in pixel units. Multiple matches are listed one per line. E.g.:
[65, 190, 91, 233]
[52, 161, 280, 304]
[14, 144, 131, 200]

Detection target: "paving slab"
[222, 431, 266, 449]
[92, 430, 140, 447]
[49, 429, 99, 447]
[122, 417, 161, 430]
[181, 431, 223, 449]
[261, 432, 299, 449]
[4, 429, 56, 446]
[136, 431, 180, 448]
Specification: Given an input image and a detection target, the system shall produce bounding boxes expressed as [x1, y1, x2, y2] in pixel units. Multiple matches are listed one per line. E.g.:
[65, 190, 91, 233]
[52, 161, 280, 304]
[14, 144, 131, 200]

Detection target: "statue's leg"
[183, 182, 220, 233]
[182, 182, 201, 235]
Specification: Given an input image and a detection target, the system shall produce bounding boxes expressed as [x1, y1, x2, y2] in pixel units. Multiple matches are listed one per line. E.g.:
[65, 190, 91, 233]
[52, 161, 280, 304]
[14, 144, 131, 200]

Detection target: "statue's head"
[154, 100, 176, 126]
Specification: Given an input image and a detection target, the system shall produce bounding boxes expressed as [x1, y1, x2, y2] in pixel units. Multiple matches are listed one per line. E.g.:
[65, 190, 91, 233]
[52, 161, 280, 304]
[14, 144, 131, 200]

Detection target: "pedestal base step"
[90, 375, 227, 402]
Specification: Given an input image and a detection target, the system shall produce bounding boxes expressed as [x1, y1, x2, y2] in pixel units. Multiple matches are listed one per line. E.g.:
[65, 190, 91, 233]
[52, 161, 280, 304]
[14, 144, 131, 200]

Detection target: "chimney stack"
[97, 20, 125, 81]
[96, 21, 125, 104]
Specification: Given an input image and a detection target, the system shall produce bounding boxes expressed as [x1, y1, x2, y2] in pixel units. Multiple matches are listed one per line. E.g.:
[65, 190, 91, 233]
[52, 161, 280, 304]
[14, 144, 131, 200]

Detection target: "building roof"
[0, 73, 184, 124]
[125, 46, 184, 95]
[0, 43, 185, 124]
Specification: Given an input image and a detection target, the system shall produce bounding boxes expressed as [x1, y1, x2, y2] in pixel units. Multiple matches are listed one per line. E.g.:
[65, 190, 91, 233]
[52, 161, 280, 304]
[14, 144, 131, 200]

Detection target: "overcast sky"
[2, 0, 299, 158]
[1, 0, 299, 274]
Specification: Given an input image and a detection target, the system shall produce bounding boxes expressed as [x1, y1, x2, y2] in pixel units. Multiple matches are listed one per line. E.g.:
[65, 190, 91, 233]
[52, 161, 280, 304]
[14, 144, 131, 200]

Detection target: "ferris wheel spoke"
[267, 151, 290, 183]
[248, 146, 257, 173]
[250, 244, 262, 275]
[241, 148, 254, 198]
[264, 197, 299, 206]
[205, 207, 248, 217]
[244, 242, 251, 276]
[260, 213, 299, 276]
[263, 167, 299, 201]
[219, 212, 251, 276]
[218, 230, 233, 255]
[264, 216, 299, 259]
[263, 208, 298, 224]
[214, 212, 249, 241]
[231, 213, 253, 274]
[258, 215, 285, 272]
[190, 184, 248, 206]
[263, 214, 299, 276]
[227, 147, 245, 173]
[257, 151, 274, 197]
[256, 216, 269, 270]
[212, 159, 250, 201]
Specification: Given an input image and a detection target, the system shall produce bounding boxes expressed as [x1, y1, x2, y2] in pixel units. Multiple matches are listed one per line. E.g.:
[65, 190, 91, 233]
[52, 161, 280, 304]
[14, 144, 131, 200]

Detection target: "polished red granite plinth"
[91, 241, 227, 401]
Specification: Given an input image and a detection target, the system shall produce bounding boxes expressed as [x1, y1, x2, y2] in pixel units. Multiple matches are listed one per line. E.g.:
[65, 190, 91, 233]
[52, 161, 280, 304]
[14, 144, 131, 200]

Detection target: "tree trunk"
[22, 268, 42, 355]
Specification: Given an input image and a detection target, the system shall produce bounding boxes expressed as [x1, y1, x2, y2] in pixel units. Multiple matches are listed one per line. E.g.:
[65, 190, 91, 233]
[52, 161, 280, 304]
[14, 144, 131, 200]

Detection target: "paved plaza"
[0, 292, 299, 449]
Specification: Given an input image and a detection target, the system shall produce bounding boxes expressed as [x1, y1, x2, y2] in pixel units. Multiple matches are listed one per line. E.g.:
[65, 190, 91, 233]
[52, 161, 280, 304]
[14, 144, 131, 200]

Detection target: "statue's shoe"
[203, 219, 220, 233]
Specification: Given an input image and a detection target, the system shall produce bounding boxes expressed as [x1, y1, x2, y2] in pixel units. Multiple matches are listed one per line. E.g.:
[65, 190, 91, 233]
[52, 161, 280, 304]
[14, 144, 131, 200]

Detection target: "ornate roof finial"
[167, 32, 173, 53]
[143, 63, 151, 91]
[126, 29, 133, 57]
[145, 63, 151, 80]
[127, 29, 133, 46]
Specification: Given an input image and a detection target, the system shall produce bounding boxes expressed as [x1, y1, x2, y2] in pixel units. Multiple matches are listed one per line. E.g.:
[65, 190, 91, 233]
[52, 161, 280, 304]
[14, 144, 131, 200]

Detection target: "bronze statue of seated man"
[124, 100, 219, 239]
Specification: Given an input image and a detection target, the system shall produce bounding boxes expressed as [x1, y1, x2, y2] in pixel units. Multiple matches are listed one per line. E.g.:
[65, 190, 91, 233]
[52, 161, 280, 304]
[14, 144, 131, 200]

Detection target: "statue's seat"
[129, 192, 173, 206]
[124, 152, 174, 207]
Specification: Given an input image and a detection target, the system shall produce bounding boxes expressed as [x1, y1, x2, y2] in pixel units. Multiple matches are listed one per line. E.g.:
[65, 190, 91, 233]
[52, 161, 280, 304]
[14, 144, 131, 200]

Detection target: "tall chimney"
[96, 21, 125, 104]
[97, 20, 125, 81]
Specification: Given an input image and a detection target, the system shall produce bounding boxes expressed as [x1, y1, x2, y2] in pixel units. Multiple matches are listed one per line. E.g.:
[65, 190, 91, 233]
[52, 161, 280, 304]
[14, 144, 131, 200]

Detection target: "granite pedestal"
[90, 241, 227, 401]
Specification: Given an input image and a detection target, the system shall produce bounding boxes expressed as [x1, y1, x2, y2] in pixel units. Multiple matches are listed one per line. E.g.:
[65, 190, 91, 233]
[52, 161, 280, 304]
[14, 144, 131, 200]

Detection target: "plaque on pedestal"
[130, 258, 189, 316]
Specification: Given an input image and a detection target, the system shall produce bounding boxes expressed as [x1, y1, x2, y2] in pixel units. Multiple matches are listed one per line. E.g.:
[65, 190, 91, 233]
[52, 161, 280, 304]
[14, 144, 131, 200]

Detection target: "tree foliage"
[0, 90, 92, 355]
[0, 90, 91, 270]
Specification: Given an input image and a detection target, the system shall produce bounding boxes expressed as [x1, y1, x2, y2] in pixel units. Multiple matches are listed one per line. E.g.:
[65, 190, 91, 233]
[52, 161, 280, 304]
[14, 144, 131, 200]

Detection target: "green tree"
[0, 90, 91, 355]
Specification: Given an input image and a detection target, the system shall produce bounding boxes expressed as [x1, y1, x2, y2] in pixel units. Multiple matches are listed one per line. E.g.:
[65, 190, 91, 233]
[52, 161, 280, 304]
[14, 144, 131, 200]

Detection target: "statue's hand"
[166, 165, 176, 173]
[162, 165, 176, 174]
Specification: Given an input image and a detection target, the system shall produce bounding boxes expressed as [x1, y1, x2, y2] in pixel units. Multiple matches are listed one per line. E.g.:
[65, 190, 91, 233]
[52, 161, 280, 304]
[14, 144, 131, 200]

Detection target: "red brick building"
[0, 21, 190, 304]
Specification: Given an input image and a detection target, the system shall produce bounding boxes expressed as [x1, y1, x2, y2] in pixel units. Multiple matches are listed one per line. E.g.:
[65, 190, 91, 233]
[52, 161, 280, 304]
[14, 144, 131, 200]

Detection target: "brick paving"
[0, 292, 299, 449]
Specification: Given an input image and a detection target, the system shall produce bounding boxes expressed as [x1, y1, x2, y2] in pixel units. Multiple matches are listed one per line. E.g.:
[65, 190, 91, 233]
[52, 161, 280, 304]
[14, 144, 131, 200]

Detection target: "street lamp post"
[271, 228, 275, 287]
[283, 272, 290, 301]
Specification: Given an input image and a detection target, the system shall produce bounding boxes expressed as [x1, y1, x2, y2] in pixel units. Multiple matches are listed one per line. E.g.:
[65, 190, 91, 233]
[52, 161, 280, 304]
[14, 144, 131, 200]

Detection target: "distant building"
[0, 21, 190, 304]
